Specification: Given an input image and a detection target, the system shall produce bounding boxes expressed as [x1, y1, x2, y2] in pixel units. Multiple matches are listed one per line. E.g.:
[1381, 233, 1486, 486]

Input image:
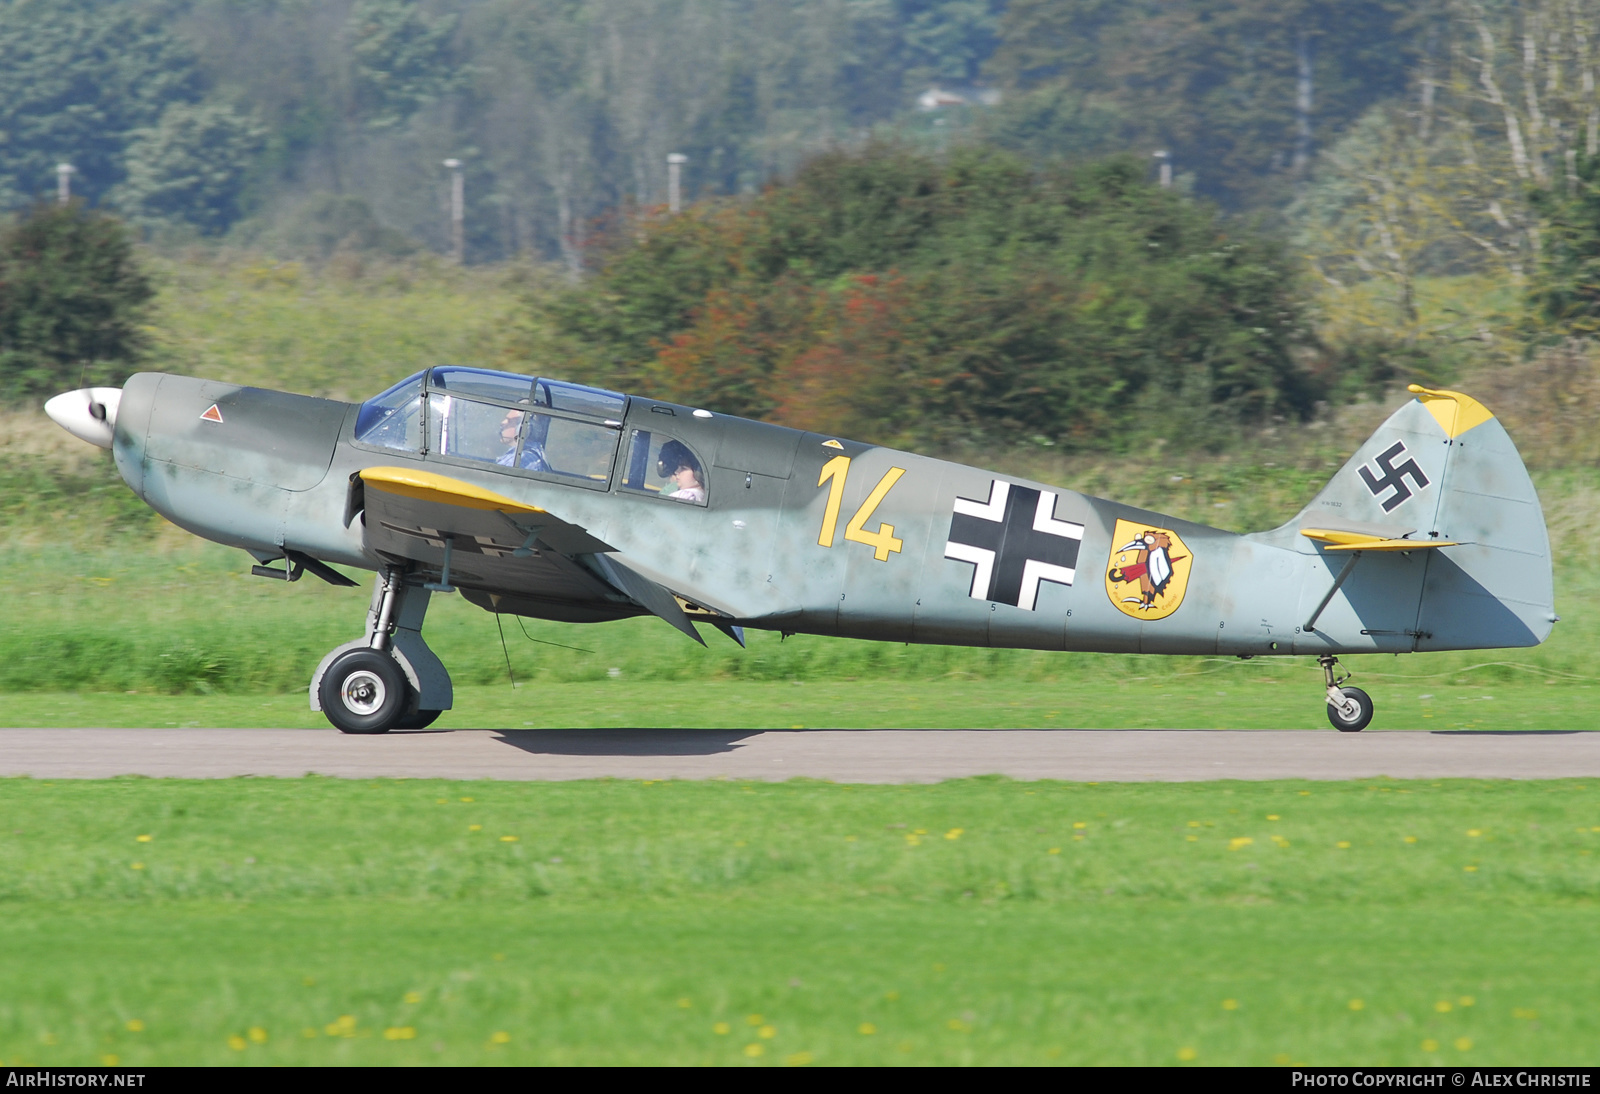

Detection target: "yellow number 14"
[816, 455, 907, 562]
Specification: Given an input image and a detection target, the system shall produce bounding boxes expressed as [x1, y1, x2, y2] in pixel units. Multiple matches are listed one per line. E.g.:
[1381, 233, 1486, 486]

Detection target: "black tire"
[395, 708, 443, 730]
[320, 649, 408, 734]
[1326, 686, 1374, 732]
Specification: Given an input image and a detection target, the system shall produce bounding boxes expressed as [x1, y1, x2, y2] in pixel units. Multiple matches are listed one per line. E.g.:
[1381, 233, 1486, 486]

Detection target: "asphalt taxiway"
[1, 727, 1597, 782]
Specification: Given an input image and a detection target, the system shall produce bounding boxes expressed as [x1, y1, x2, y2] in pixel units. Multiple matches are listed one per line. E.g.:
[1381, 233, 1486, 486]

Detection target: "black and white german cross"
[943, 480, 1086, 611]
[1358, 441, 1430, 513]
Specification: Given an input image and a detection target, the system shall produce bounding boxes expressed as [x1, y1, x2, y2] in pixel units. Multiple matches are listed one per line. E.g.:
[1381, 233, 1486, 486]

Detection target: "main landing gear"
[311, 567, 454, 734]
[1319, 654, 1373, 732]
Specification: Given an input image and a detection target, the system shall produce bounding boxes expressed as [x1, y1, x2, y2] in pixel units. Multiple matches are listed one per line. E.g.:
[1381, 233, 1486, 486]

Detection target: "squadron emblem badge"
[1105, 519, 1192, 620]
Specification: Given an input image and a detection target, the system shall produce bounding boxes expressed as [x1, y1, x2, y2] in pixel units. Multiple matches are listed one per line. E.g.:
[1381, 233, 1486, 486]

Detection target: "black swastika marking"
[1358, 441, 1430, 512]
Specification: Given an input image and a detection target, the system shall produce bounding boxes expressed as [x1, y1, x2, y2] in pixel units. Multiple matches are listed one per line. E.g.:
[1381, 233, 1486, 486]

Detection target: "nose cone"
[45, 387, 122, 449]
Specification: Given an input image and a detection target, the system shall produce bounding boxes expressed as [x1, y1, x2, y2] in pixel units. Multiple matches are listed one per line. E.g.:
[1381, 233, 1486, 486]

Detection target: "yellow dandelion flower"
[227, 1035, 247, 1051]
[130, 862, 144, 870]
[1513, 1008, 1538, 1020]
[676, 997, 692, 1009]
[468, 824, 482, 832]
[100, 1055, 118, 1067]
[1049, 846, 1061, 854]
[460, 797, 474, 803]
[248, 1027, 267, 1043]
[759, 1025, 777, 1039]
[125, 1019, 144, 1033]
[1459, 996, 1475, 1007]
[1435, 1001, 1453, 1013]
[436, 798, 449, 804]
[713, 1022, 731, 1035]
[858, 1023, 877, 1035]
[403, 992, 422, 1004]
[744, 1043, 765, 1057]
[904, 833, 921, 846]
[500, 835, 518, 842]
[1222, 999, 1239, 1011]
[747, 1014, 764, 1026]
[1229, 837, 1254, 850]
[785, 1051, 814, 1066]
[1464, 865, 1478, 872]
[1267, 814, 1280, 820]
[1404, 836, 1417, 844]
[1455, 1037, 1473, 1051]
[490, 1031, 510, 1044]
[1186, 835, 1198, 842]
[845, 835, 858, 842]
[383, 1027, 416, 1041]
[1177, 1046, 1197, 1061]
[1468, 829, 1482, 837]
[1421, 1039, 1439, 1052]
[135, 835, 152, 843]
[1337, 841, 1351, 849]
[1187, 821, 1201, 828]
[1073, 822, 1087, 830]
[944, 828, 963, 840]
[946, 1019, 969, 1033]
[1348, 999, 1365, 1011]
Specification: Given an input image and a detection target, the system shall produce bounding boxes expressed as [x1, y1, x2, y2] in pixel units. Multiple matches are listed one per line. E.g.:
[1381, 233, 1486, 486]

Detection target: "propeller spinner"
[44, 387, 122, 449]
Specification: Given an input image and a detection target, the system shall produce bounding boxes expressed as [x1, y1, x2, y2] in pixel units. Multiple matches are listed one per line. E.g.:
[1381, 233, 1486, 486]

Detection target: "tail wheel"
[320, 649, 407, 734]
[1326, 686, 1374, 732]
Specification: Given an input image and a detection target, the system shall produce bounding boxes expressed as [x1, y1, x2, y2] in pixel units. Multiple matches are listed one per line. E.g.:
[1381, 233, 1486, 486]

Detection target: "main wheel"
[395, 708, 443, 730]
[320, 649, 408, 734]
[1326, 686, 1374, 732]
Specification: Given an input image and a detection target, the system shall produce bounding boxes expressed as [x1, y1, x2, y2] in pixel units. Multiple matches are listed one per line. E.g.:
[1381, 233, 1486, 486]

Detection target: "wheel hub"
[341, 669, 387, 715]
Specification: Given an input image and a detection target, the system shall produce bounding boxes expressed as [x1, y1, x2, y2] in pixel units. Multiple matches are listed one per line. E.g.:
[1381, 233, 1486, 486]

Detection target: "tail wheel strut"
[1320, 655, 1374, 732]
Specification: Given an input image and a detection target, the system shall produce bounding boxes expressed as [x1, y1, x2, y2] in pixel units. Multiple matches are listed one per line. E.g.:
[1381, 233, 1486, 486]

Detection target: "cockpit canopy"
[354, 368, 628, 488]
[354, 367, 709, 506]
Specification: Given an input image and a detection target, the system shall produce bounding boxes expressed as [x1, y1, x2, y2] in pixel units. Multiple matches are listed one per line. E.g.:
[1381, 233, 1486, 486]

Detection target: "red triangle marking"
[200, 404, 224, 423]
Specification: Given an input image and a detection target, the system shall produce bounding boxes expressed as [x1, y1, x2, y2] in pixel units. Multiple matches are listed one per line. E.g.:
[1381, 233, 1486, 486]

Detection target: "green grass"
[0, 777, 1596, 1065]
[0, 675, 1595, 731]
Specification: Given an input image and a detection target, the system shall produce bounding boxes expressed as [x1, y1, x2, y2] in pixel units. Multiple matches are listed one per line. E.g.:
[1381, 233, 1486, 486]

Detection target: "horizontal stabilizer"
[1300, 528, 1458, 552]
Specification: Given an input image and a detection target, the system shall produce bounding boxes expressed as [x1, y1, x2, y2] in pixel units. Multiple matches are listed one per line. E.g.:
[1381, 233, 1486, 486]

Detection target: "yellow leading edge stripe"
[1407, 384, 1495, 439]
[359, 466, 546, 515]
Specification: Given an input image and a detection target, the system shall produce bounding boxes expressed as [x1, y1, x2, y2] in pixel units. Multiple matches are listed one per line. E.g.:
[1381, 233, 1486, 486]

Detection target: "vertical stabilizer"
[1255, 385, 1553, 652]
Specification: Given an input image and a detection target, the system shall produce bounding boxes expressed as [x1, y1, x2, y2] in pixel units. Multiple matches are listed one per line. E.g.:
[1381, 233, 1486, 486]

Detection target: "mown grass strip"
[0, 777, 1595, 1065]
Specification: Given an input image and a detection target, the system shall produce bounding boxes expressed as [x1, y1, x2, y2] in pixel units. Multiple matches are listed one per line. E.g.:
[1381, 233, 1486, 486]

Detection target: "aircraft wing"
[355, 466, 707, 643]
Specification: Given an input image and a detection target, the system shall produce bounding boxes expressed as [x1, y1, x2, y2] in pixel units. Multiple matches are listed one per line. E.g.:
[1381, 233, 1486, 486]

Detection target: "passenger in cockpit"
[657, 440, 705, 503]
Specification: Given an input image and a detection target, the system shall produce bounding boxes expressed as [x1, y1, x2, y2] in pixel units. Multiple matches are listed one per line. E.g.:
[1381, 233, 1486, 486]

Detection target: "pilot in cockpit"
[497, 404, 550, 472]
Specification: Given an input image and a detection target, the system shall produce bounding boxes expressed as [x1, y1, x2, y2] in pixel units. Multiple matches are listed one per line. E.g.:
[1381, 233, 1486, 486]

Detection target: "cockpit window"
[355, 369, 628, 458]
[426, 393, 620, 483]
[620, 429, 707, 506]
[536, 379, 625, 420]
[354, 373, 424, 450]
[428, 367, 534, 403]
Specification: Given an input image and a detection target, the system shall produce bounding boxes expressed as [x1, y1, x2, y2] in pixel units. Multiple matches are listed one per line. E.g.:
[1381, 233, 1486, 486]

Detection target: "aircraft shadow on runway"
[489, 728, 760, 756]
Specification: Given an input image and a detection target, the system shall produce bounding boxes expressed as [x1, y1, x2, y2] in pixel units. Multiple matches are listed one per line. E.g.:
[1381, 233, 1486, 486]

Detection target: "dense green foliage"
[543, 146, 1314, 448]
[0, 203, 154, 396]
[1531, 154, 1600, 338]
[987, 0, 1424, 209]
[0, 0, 204, 209]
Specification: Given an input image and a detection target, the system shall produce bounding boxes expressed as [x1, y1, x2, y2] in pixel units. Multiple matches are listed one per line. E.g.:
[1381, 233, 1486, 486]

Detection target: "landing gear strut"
[311, 567, 454, 734]
[1320, 654, 1373, 732]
